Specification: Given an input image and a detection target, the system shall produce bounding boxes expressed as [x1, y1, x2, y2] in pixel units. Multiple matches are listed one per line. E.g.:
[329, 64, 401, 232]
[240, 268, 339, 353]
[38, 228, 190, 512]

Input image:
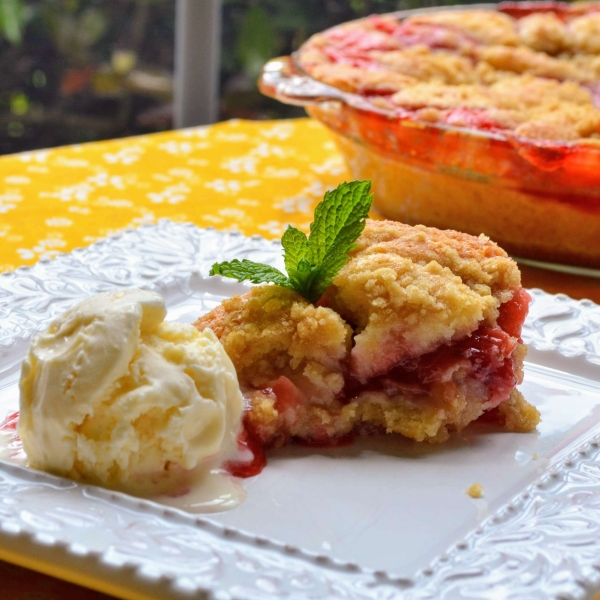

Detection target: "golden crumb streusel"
[195, 220, 540, 447]
[296, 3, 600, 142]
[466, 482, 484, 498]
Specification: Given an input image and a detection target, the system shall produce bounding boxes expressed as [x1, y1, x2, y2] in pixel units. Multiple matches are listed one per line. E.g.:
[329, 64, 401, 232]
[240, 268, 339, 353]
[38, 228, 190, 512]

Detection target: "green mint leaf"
[209, 180, 373, 303]
[300, 180, 372, 302]
[307, 239, 358, 302]
[308, 180, 372, 266]
[287, 257, 318, 299]
[281, 225, 309, 274]
[209, 259, 291, 287]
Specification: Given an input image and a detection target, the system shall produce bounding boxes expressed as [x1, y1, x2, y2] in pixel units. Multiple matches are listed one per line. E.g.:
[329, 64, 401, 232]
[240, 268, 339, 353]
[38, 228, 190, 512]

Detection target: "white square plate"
[1, 221, 600, 600]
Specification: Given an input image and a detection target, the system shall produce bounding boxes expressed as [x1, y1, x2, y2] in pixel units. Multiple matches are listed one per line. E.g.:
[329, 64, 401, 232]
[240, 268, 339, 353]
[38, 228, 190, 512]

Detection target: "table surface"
[1, 117, 599, 600]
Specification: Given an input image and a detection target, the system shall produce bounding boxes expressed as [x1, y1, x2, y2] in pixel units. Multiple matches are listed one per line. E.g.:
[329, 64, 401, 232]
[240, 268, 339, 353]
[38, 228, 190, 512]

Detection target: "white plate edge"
[0, 219, 599, 600]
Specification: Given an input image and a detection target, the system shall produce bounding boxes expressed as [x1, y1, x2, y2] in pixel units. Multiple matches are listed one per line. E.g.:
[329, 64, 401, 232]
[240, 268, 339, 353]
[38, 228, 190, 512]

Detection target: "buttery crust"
[409, 10, 521, 46]
[196, 285, 351, 403]
[325, 220, 520, 382]
[195, 220, 540, 446]
[296, 5, 600, 142]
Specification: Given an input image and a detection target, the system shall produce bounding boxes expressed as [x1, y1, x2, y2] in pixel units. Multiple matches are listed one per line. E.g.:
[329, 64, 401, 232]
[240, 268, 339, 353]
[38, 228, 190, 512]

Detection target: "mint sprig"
[209, 180, 373, 303]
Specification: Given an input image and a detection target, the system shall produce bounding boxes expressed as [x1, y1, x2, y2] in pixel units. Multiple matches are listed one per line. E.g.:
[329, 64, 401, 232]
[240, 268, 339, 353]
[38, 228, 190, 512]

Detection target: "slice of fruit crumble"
[195, 184, 539, 448]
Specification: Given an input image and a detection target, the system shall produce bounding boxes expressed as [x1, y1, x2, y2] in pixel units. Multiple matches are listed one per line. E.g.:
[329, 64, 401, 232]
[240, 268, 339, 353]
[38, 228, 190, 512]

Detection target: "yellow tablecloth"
[0, 118, 349, 274]
[0, 117, 351, 599]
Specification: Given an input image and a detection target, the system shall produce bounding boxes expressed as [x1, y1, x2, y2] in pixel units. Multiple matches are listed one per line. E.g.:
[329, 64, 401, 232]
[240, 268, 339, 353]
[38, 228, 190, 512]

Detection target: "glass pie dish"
[259, 3, 600, 269]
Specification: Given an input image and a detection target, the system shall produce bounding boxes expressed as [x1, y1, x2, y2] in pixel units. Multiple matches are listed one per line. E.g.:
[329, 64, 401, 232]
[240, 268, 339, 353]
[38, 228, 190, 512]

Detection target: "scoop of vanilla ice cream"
[18, 289, 243, 495]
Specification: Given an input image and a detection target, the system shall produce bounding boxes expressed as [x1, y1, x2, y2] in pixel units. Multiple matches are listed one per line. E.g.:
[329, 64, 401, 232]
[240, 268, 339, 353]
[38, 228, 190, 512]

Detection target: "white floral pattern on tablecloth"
[0, 118, 349, 273]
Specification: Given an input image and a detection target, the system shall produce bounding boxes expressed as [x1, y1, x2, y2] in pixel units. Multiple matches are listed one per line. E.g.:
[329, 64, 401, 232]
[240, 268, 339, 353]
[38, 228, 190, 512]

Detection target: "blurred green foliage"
[222, 0, 470, 83]
[236, 5, 276, 81]
[220, 0, 479, 119]
[1, 0, 490, 152]
[41, 2, 109, 64]
[0, 0, 30, 44]
[0, 0, 175, 154]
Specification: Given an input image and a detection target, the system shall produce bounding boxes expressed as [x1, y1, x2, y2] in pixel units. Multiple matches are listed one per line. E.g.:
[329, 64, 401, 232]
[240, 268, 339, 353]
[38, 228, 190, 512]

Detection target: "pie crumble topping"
[295, 2, 600, 143]
[195, 220, 540, 448]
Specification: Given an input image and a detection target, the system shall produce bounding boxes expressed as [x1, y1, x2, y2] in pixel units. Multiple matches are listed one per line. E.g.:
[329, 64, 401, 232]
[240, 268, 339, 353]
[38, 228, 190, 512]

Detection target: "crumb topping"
[196, 220, 539, 446]
[196, 285, 351, 402]
[296, 3, 600, 142]
[325, 220, 520, 381]
[466, 482, 484, 498]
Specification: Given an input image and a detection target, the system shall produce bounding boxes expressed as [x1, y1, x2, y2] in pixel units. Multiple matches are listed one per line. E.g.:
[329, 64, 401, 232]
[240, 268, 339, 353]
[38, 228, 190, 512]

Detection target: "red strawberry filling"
[367, 289, 530, 407]
[497, 287, 530, 339]
[247, 289, 530, 451]
[499, 1, 572, 19]
[224, 427, 267, 478]
[0, 411, 19, 431]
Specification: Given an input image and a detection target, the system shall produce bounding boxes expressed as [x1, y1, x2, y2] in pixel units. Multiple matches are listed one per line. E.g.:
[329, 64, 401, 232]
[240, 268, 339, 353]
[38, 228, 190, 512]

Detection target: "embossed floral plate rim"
[1, 220, 600, 600]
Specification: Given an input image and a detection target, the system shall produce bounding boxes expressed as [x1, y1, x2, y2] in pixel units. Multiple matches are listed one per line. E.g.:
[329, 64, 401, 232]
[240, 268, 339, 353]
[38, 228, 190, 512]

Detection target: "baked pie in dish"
[195, 219, 540, 448]
[259, 2, 600, 268]
[296, 1, 600, 143]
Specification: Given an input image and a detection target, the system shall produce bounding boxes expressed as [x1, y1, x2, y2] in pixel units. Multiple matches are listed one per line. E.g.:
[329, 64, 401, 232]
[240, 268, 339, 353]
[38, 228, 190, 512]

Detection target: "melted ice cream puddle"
[158, 468, 247, 513]
[0, 409, 248, 513]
